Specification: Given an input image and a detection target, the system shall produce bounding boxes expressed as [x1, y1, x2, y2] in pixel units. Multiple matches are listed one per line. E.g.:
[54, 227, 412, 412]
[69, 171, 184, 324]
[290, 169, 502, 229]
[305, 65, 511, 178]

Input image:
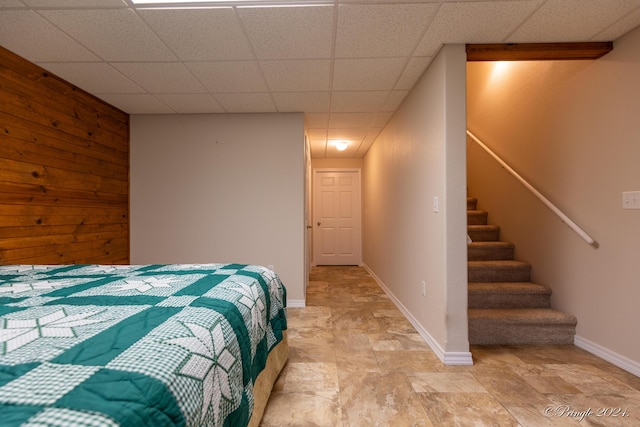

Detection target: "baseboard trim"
[363, 265, 473, 366]
[287, 299, 306, 308]
[574, 335, 640, 377]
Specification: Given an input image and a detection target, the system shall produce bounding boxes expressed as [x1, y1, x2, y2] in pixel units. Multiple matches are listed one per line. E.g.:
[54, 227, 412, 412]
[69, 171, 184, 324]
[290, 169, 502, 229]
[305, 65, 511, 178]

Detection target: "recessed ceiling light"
[334, 141, 349, 151]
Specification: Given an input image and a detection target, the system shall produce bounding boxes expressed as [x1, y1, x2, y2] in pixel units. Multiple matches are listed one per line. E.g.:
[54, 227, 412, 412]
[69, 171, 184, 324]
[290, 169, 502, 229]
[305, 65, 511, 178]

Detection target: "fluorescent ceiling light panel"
[131, 0, 219, 3]
[131, 0, 329, 4]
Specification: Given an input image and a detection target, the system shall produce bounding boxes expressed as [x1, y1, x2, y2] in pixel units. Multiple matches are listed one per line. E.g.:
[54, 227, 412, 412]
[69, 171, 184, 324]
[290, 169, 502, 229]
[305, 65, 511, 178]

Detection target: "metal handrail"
[467, 130, 597, 246]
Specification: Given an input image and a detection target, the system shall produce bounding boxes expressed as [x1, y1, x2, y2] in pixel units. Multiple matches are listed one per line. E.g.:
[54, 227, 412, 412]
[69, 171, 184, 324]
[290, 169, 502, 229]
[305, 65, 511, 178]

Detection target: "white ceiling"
[1, 0, 640, 158]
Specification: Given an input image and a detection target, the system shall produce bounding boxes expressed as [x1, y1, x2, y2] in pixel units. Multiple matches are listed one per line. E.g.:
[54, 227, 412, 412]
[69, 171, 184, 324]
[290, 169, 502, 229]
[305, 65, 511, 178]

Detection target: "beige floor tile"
[339, 371, 433, 427]
[261, 390, 343, 427]
[289, 336, 336, 364]
[331, 308, 384, 334]
[335, 352, 380, 374]
[418, 392, 519, 426]
[281, 362, 339, 393]
[471, 366, 551, 406]
[375, 350, 442, 373]
[408, 372, 488, 393]
[501, 402, 583, 426]
[522, 375, 583, 394]
[368, 333, 405, 351]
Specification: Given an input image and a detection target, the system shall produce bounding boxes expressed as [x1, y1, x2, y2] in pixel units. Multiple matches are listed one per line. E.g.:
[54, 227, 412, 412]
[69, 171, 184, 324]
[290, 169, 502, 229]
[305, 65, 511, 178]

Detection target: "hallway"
[261, 266, 640, 426]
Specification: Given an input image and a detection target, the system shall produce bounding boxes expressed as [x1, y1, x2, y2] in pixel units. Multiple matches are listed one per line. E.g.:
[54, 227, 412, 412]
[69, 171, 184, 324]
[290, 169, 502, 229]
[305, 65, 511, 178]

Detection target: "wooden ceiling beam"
[466, 42, 613, 61]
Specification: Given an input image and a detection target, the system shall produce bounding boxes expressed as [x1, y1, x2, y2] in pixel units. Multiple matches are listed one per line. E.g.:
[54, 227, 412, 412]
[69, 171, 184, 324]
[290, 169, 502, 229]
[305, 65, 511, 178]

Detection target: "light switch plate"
[622, 191, 640, 209]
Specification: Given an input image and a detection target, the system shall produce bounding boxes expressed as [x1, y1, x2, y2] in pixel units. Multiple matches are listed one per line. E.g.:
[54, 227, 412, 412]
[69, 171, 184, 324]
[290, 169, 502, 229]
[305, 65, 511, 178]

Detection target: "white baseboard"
[287, 299, 306, 308]
[363, 265, 473, 366]
[443, 352, 475, 366]
[574, 335, 640, 377]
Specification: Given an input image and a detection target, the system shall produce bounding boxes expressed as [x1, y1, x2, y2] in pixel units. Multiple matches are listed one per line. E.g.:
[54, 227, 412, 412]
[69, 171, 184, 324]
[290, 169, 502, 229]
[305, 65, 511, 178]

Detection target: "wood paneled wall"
[0, 46, 129, 264]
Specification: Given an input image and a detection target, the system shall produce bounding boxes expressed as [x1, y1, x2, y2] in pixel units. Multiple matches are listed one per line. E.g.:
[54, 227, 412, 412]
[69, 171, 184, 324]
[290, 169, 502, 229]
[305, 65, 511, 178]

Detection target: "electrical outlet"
[421, 280, 426, 296]
[433, 196, 439, 213]
[622, 191, 640, 209]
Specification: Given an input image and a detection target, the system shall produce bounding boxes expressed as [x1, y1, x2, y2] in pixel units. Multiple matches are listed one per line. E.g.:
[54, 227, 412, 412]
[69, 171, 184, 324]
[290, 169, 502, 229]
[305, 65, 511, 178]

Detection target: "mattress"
[0, 263, 288, 426]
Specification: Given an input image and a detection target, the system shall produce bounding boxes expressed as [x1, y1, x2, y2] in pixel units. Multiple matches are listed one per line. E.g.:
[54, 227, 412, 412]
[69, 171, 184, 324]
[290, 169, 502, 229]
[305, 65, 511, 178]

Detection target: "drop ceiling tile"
[309, 139, 328, 158]
[395, 57, 433, 91]
[373, 112, 393, 127]
[272, 92, 330, 113]
[38, 8, 176, 61]
[414, 1, 543, 56]
[0, 1, 27, 7]
[238, 5, 334, 59]
[112, 62, 207, 94]
[335, 3, 439, 58]
[333, 58, 407, 91]
[37, 62, 144, 94]
[214, 93, 276, 113]
[23, 0, 126, 6]
[509, 0, 640, 42]
[305, 113, 329, 128]
[260, 60, 331, 92]
[138, 8, 254, 61]
[307, 129, 328, 140]
[595, 6, 640, 40]
[97, 94, 173, 114]
[385, 90, 409, 111]
[0, 10, 100, 62]
[329, 113, 376, 129]
[327, 128, 367, 140]
[186, 61, 268, 93]
[154, 94, 225, 114]
[365, 128, 382, 141]
[330, 91, 390, 113]
[356, 137, 376, 157]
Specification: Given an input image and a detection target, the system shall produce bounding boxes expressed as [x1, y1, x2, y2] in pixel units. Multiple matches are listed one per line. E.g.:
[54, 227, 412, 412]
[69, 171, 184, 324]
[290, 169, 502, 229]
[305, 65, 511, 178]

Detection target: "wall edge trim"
[363, 264, 473, 366]
[574, 335, 640, 377]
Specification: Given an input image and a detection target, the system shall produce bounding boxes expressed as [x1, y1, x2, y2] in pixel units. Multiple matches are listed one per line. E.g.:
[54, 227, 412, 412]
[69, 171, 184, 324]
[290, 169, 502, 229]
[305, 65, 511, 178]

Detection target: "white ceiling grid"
[1, 0, 640, 158]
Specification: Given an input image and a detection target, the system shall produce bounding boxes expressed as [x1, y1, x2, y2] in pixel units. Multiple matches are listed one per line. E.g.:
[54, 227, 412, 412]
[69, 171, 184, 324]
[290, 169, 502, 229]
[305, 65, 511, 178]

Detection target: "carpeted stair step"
[467, 197, 478, 210]
[467, 210, 488, 225]
[468, 241, 515, 261]
[467, 225, 501, 242]
[468, 260, 531, 282]
[468, 308, 577, 345]
[468, 282, 552, 309]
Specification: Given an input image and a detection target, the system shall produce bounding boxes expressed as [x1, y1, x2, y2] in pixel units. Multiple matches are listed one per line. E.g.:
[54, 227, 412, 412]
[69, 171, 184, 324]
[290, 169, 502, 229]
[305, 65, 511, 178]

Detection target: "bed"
[0, 263, 288, 427]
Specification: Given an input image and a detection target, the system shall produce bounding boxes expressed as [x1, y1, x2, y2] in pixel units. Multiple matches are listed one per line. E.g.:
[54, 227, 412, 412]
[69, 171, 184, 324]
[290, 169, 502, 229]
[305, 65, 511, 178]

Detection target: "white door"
[313, 169, 361, 265]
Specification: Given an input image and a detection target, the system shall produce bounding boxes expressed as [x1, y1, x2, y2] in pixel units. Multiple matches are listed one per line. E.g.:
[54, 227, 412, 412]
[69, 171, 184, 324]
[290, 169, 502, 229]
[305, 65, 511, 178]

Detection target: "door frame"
[312, 168, 362, 266]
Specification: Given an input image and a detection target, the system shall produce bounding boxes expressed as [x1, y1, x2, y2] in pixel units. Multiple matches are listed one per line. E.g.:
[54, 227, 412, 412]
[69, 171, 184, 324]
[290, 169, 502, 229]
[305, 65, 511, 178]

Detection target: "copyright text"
[544, 405, 630, 422]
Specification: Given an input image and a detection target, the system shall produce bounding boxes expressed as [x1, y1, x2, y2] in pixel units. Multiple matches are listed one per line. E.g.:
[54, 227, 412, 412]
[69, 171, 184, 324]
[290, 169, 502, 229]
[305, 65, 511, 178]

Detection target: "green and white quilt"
[0, 263, 287, 426]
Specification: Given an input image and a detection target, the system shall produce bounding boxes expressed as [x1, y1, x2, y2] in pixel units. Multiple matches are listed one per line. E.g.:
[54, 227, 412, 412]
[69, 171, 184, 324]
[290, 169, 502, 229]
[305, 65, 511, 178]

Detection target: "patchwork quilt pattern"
[0, 263, 287, 427]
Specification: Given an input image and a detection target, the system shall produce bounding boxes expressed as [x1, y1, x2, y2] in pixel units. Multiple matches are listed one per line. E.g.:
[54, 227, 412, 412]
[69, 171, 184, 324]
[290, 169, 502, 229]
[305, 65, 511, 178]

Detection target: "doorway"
[312, 169, 362, 266]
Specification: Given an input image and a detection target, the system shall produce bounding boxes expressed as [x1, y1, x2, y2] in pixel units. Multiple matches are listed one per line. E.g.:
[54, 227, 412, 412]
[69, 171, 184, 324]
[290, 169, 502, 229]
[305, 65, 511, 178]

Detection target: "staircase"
[467, 197, 577, 345]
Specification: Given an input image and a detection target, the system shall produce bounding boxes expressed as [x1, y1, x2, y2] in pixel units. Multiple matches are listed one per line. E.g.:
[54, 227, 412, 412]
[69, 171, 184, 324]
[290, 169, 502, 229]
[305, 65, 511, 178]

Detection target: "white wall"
[467, 26, 640, 374]
[363, 45, 471, 364]
[130, 113, 306, 304]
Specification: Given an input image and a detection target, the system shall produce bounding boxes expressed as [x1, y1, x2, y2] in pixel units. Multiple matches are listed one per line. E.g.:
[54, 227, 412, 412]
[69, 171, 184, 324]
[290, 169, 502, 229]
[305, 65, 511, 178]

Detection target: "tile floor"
[261, 266, 640, 426]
